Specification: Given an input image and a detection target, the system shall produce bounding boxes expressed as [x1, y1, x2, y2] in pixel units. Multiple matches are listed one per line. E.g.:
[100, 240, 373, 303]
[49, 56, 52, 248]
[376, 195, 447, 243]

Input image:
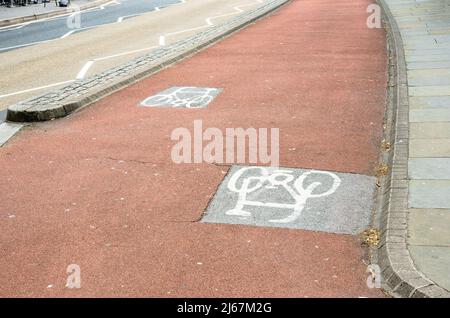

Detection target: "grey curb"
[6, 0, 291, 122]
[0, 0, 112, 28]
[376, 0, 450, 298]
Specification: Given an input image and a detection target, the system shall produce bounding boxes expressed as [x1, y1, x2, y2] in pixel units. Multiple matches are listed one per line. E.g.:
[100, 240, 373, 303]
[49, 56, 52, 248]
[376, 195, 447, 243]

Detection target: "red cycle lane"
[0, 0, 387, 297]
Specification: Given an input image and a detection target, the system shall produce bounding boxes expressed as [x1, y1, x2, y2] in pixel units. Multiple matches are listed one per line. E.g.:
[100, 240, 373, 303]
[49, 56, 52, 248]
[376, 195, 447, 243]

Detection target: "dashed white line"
[160, 0, 265, 46]
[0, 39, 52, 52]
[1, 0, 264, 99]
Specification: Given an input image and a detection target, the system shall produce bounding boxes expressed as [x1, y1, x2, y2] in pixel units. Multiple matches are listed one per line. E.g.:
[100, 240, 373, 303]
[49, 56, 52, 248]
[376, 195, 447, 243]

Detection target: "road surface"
[0, 0, 265, 110]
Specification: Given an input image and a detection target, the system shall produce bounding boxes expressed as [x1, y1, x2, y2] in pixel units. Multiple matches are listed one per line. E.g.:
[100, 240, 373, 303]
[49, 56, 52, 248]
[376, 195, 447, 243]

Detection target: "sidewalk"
[0, 0, 388, 297]
[0, 0, 107, 26]
[379, 0, 450, 297]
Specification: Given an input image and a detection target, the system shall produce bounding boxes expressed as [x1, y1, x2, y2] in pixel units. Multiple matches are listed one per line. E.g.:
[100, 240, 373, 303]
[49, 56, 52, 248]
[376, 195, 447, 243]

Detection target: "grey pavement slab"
[410, 109, 450, 122]
[410, 96, 450, 109]
[409, 158, 450, 179]
[408, 209, 450, 246]
[202, 165, 376, 235]
[402, 34, 450, 43]
[406, 54, 450, 62]
[407, 69, 450, 86]
[404, 42, 450, 51]
[405, 48, 450, 56]
[409, 85, 450, 96]
[407, 61, 450, 70]
[410, 122, 450, 139]
[409, 246, 450, 291]
[409, 107, 450, 123]
[0, 122, 22, 146]
[410, 139, 450, 157]
[140, 87, 222, 108]
[409, 179, 450, 209]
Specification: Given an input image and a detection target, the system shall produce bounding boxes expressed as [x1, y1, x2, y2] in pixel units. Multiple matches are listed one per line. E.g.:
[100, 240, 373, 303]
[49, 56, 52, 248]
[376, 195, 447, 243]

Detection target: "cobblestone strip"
[6, 0, 290, 122]
[376, 0, 450, 298]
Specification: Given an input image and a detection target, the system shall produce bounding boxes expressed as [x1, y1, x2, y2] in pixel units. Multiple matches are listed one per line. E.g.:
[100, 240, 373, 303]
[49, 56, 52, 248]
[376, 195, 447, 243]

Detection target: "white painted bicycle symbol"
[141, 87, 218, 108]
[226, 167, 341, 223]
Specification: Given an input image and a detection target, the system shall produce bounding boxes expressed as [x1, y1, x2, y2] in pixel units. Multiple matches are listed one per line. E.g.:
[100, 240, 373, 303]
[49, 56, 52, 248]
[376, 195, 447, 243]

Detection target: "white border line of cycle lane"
[0, 0, 161, 51]
[0, 0, 187, 100]
[158, 0, 264, 46]
[0, 0, 116, 32]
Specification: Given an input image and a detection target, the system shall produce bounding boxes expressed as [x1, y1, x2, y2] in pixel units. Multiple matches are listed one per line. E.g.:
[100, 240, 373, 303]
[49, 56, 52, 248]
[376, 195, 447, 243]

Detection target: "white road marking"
[76, 60, 95, 79]
[60, 25, 95, 39]
[160, 0, 265, 46]
[0, 122, 23, 147]
[0, 80, 75, 99]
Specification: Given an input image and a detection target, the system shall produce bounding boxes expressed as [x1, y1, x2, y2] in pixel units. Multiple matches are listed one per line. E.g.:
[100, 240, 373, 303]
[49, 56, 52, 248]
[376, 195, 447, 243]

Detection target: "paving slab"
[410, 139, 450, 157]
[409, 85, 450, 96]
[405, 48, 450, 56]
[409, 96, 450, 109]
[410, 109, 450, 122]
[407, 61, 450, 70]
[202, 165, 376, 235]
[409, 246, 450, 291]
[410, 122, 450, 139]
[408, 209, 450, 246]
[409, 179, 450, 209]
[409, 158, 450, 179]
[407, 69, 450, 86]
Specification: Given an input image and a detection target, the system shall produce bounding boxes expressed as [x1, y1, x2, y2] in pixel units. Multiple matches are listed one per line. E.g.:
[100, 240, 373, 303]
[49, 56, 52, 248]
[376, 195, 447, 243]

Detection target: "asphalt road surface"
[0, 0, 180, 52]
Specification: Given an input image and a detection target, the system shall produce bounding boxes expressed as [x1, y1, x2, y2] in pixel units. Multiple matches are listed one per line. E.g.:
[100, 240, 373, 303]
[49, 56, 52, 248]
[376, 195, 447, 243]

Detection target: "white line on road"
[60, 25, 96, 39]
[76, 61, 95, 79]
[94, 46, 158, 61]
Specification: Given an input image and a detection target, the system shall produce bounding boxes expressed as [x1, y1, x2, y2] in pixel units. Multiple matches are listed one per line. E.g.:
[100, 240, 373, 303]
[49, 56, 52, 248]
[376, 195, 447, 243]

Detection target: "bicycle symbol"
[226, 167, 341, 223]
[140, 87, 219, 108]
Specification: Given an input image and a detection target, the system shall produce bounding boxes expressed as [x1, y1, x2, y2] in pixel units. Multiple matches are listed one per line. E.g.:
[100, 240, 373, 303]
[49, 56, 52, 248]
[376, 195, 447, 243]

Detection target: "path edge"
[374, 0, 450, 298]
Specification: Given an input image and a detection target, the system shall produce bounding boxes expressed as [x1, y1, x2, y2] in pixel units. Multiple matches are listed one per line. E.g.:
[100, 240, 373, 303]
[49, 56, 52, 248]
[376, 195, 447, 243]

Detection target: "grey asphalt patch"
[0, 0, 181, 52]
[140, 87, 222, 108]
[202, 165, 376, 235]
